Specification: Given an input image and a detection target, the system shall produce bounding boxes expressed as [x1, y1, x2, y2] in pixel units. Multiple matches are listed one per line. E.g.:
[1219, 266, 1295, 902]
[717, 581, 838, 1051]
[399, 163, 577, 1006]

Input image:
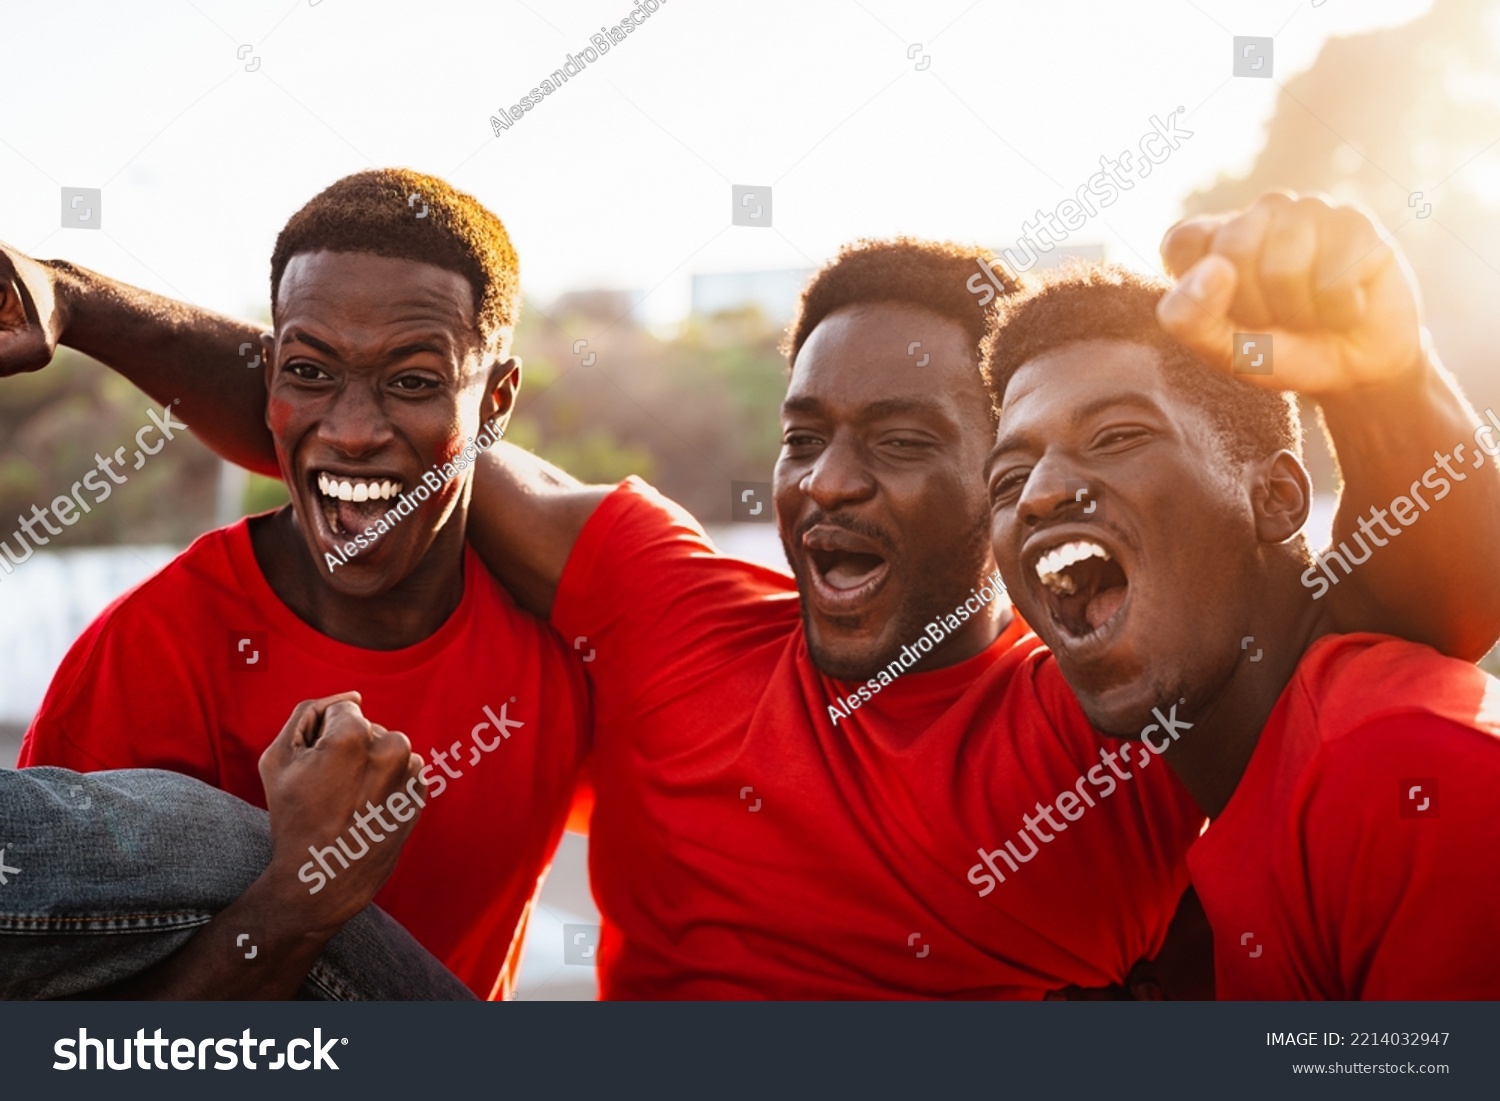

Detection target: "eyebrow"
[282, 328, 338, 357]
[781, 395, 951, 422]
[985, 391, 1163, 474]
[282, 328, 454, 363]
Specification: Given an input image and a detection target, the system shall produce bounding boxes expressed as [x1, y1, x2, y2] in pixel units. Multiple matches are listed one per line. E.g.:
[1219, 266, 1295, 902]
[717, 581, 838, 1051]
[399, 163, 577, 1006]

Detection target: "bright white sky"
[0, 0, 1437, 328]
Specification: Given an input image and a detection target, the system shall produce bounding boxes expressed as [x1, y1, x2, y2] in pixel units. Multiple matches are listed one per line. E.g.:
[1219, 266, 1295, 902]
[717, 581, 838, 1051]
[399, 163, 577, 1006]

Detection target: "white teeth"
[1034, 540, 1111, 594]
[316, 474, 403, 503]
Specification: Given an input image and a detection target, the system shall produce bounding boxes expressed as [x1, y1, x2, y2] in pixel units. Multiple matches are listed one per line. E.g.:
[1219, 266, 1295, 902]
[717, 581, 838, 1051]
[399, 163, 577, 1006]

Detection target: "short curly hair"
[270, 168, 519, 349]
[982, 263, 1301, 463]
[783, 237, 1015, 374]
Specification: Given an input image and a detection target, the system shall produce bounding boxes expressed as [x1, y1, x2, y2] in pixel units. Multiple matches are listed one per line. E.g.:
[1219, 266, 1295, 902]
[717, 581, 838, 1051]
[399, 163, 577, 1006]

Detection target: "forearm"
[1319, 345, 1500, 659]
[468, 443, 610, 618]
[48, 259, 277, 476]
[103, 871, 337, 1000]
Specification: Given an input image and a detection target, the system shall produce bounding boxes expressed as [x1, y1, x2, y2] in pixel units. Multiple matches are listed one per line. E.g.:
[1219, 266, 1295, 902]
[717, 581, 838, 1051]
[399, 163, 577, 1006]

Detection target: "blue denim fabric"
[0, 767, 473, 1000]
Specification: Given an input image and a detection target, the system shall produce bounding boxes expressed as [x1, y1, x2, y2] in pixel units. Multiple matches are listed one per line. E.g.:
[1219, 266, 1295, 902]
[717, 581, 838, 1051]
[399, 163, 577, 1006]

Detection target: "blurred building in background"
[691, 268, 813, 325]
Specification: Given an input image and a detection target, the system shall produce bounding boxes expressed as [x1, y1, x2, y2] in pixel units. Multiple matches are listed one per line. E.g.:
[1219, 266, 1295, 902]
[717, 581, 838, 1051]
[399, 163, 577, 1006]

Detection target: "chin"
[1075, 688, 1151, 737]
[804, 624, 893, 682]
[1078, 661, 1193, 737]
[309, 555, 390, 599]
[1045, 645, 1151, 735]
[296, 526, 406, 597]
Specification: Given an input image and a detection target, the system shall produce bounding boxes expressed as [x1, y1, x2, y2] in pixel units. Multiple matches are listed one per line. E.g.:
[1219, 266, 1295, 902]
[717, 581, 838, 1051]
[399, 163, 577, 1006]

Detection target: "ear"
[259, 330, 276, 428]
[1249, 449, 1311, 544]
[479, 356, 521, 431]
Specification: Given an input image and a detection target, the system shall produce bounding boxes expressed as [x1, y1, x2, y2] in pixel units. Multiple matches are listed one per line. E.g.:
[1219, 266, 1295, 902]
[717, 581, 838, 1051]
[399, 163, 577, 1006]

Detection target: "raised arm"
[1315, 352, 1500, 659]
[0, 243, 277, 476]
[1157, 193, 1500, 662]
[2, 242, 608, 613]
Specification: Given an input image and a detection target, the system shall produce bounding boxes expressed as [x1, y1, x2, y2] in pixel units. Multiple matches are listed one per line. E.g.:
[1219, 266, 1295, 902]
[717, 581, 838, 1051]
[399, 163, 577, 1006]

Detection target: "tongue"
[1085, 586, 1126, 630]
[824, 554, 882, 590]
[331, 497, 390, 537]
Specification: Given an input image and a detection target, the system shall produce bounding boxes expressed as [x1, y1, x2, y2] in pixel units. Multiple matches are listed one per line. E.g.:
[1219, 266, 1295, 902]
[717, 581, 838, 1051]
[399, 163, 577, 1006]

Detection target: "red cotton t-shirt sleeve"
[19, 590, 217, 784]
[550, 477, 796, 708]
[1299, 712, 1500, 999]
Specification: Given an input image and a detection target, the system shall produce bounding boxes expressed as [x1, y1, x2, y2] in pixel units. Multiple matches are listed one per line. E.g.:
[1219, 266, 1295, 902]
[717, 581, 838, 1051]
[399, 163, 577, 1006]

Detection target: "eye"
[285, 361, 331, 382]
[1093, 425, 1151, 450]
[884, 436, 934, 452]
[989, 468, 1029, 506]
[782, 431, 823, 451]
[391, 373, 441, 393]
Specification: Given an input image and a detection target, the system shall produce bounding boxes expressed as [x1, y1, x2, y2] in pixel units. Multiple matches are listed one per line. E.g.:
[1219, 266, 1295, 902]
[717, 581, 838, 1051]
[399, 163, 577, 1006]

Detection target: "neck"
[1160, 578, 1336, 818]
[913, 564, 1014, 673]
[251, 507, 468, 650]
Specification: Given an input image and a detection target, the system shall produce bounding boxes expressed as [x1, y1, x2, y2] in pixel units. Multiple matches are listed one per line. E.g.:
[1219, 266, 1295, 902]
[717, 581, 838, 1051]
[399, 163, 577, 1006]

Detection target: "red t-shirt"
[20, 516, 589, 999]
[553, 478, 1202, 999]
[1188, 633, 1500, 999]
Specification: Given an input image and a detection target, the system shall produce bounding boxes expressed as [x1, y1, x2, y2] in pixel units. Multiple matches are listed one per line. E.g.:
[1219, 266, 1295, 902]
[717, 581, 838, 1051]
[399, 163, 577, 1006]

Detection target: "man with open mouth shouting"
[984, 194, 1500, 998]
[4, 191, 1499, 998]
[391, 224, 1500, 998]
[13, 170, 588, 999]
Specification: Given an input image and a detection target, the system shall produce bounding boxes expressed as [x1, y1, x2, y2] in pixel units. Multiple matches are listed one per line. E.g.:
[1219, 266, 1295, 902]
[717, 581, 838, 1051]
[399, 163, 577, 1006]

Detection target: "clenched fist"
[258, 691, 427, 934]
[1156, 193, 1425, 394]
[0, 241, 66, 376]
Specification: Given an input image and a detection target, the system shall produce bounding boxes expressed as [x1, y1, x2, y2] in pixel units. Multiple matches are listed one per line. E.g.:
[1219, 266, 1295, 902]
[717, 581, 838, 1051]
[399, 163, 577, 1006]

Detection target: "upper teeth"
[1035, 540, 1110, 595]
[317, 473, 403, 502]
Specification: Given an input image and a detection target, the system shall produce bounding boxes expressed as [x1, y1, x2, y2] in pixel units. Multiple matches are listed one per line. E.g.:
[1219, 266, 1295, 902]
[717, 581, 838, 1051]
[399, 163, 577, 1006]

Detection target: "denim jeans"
[0, 766, 473, 1000]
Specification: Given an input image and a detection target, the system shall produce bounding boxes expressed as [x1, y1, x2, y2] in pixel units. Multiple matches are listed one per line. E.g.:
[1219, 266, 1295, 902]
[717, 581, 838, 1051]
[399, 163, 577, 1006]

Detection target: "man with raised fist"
[984, 194, 1500, 998]
[10, 169, 589, 1000]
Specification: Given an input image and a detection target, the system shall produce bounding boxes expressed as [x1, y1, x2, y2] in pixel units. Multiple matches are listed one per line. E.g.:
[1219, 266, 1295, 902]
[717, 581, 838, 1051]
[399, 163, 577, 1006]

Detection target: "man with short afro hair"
[785, 236, 1014, 391]
[271, 168, 520, 351]
[21, 168, 588, 1001]
[982, 263, 1301, 464]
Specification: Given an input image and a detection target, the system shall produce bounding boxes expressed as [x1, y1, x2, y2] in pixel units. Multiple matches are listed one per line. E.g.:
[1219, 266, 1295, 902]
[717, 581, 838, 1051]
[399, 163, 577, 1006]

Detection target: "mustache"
[792, 510, 895, 555]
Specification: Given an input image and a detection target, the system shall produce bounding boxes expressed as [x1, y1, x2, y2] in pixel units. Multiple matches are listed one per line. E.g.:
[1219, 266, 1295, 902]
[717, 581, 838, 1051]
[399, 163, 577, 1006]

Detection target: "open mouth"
[802, 527, 890, 610]
[1032, 537, 1130, 643]
[312, 470, 406, 539]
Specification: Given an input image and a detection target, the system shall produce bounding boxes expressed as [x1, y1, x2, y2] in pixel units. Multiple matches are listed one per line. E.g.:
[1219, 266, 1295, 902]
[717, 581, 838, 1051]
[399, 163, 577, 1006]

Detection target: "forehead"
[275, 251, 476, 343]
[1002, 339, 1176, 425]
[786, 301, 987, 421]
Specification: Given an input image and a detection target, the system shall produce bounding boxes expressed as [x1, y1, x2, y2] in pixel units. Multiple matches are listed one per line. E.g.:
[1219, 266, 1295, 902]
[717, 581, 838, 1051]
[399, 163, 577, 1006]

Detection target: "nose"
[1016, 453, 1093, 528]
[317, 381, 396, 457]
[800, 435, 876, 512]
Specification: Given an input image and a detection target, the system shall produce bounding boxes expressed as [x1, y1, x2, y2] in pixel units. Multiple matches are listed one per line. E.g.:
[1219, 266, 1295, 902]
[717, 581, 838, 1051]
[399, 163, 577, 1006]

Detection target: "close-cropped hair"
[270, 168, 520, 349]
[784, 237, 1015, 377]
[983, 262, 1301, 463]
